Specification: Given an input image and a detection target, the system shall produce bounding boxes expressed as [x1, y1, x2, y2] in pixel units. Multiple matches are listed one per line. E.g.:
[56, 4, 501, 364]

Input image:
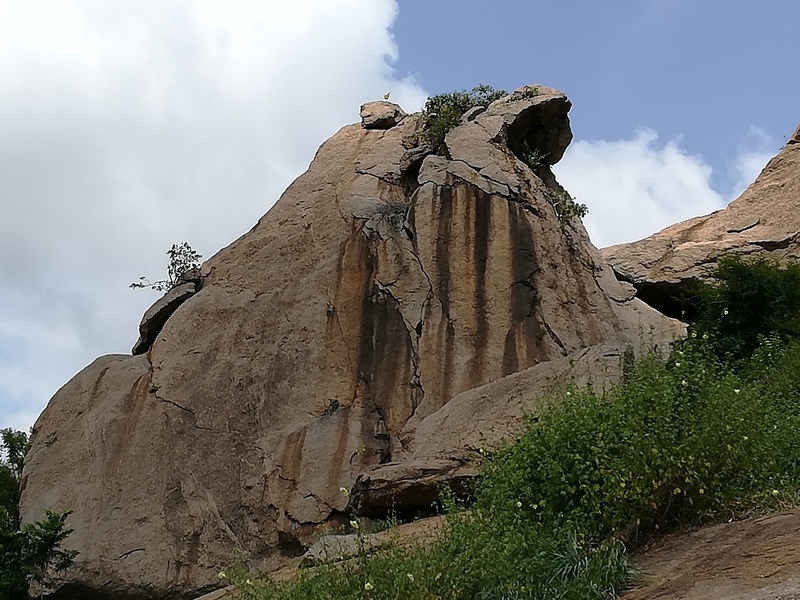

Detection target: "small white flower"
[350, 520, 359, 530]
[723, 308, 729, 316]
[681, 379, 688, 386]
[675, 362, 681, 367]
[734, 389, 741, 394]
[245, 579, 253, 585]
[218, 571, 227, 579]
[364, 582, 374, 590]
[407, 573, 415, 582]
[772, 489, 780, 496]
[339, 486, 349, 496]
[703, 333, 709, 340]
[516, 501, 523, 508]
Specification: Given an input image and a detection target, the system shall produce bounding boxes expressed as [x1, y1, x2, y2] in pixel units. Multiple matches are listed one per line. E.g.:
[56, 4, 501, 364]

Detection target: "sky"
[1, 0, 798, 433]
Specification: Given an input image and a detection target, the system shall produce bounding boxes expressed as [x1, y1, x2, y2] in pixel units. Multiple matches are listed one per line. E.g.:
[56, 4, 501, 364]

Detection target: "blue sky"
[1, 0, 798, 433]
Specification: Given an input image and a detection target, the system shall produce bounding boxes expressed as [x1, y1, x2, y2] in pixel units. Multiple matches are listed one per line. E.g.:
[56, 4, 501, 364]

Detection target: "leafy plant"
[0, 429, 29, 523]
[131, 242, 202, 292]
[419, 84, 508, 147]
[518, 138, 546, 170]
[545, 189, 588, 230]
[0, 430, 77, 599]
[691, 254, 800, 361]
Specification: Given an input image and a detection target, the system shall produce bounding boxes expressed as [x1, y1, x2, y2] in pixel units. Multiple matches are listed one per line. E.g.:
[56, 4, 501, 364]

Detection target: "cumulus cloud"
[0, 0, 427, 430]
[555, 129, 732, 248]
[727, 126, 775, 199]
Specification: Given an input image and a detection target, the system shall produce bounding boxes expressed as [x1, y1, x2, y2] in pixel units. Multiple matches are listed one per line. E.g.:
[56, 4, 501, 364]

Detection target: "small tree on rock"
[131, 242, 202, 292]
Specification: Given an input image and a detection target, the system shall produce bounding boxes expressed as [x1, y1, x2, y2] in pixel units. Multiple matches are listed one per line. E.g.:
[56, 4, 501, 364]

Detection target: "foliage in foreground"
[0, 429, 78, 600]
[230, 255, 800, 599]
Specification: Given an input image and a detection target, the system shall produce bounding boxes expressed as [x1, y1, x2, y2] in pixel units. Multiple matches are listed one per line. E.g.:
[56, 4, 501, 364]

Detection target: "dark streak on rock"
[503, 202, 545, 376]
[470, 187, 491, 386]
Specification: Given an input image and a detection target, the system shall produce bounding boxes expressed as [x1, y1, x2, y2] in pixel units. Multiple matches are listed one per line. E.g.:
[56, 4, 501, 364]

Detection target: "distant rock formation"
[20, 87, 682, 599]
[604, 123, 800, 317]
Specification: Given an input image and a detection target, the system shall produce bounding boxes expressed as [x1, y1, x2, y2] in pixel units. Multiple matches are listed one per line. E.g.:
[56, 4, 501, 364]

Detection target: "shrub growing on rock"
[130, 241, 202, 292]
[419, 84, 507, 147]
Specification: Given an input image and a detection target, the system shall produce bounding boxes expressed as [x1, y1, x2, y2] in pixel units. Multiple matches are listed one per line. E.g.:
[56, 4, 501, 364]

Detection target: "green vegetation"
[1, 429, 78, 600]
[545, 189, 589, 230]
[419, 84, 508, 147]
[227, 255, 800, 599]
[130, 241, 202, 292]
[691, 254, 800, 362]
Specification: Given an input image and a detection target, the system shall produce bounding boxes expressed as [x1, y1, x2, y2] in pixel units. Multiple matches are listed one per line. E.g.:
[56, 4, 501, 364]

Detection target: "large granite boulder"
[20, 85, 682, 599]
[604, 123, 800, 316]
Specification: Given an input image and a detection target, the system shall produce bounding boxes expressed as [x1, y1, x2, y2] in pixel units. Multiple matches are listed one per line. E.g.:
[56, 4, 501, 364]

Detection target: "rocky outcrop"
[625, 510, 800, 600]
[132, 283, 198, 355]
[604, 123, 800, 317]
[21, 85, 682, 599]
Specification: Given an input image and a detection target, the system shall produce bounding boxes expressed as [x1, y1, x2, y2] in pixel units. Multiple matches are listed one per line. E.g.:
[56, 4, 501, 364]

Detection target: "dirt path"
[625, 510, 800, 600]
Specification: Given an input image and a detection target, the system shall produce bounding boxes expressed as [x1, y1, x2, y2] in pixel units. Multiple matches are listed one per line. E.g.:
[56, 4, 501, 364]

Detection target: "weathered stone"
[402, 344, 631, 460]
[604, 123, 800, 317]
[347, 456, 479, 519]
[131, 283, 197, 355]
[301, 515, 444, 567]
[21, 85, 682, 599]
[359, 100, 406, 129]
[625, 511, 800, 600]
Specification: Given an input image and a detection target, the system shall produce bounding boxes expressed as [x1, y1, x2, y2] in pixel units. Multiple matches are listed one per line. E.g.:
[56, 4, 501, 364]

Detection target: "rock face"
[21, 86, 682, 599]
[625, 510, 800, 600]
[604, 123, 800, 317]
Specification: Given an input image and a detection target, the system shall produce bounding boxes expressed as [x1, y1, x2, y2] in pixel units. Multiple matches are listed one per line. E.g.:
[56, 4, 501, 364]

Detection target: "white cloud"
[554, 129, 728, 248]
[728, 126, 775, 199]
[0, 0, 427, 431]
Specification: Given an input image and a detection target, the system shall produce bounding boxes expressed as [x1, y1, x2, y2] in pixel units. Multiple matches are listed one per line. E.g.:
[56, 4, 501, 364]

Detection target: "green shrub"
[0, 430, 78, 599]
[545, 189, 588, 230]
[131, 241, 202, 292]
[692, 254, 800, 361]
[228, 515, 631, 600]
[419, 84, 507, 147]
[478, 335, 800, 548]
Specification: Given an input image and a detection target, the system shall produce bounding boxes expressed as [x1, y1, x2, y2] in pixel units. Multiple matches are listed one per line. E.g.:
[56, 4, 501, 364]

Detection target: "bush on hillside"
[691, 254, 800, 361]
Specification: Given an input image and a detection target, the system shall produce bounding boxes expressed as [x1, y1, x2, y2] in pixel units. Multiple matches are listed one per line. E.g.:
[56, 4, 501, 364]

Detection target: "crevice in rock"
[277, 530, 307, 558]
[543, 321, 568, 355]
[114, 548, 145, 561]
[152, 390, 217, 432]
[354, 169, 402, 186]
[754, 237, 793, 251]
